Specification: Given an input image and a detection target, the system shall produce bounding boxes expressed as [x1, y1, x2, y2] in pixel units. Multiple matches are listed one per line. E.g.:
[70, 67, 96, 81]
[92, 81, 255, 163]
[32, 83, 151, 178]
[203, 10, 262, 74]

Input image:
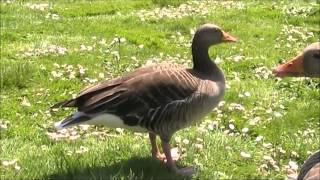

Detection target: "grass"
[1, 0, 319, 179]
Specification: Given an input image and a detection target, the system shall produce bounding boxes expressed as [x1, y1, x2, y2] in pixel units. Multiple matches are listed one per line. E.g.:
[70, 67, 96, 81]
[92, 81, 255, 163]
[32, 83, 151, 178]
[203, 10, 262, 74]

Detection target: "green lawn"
[1, 0, 319, 179]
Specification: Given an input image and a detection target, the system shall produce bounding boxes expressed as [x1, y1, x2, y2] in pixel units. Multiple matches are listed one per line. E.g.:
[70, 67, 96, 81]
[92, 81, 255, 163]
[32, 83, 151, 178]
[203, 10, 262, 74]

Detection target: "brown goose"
[272, 42, 320, 77]
[297, 151, 320, 180]
[53, 24, 237, 175]
[273, 43, 319, 180]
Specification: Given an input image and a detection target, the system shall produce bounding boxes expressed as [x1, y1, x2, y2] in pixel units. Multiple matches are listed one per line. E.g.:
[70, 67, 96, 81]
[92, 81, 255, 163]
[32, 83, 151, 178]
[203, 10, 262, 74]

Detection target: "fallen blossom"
[228, 123, 235, 130]
[249, 116, 261, 126]
[263, 143, 273, 149]
[0, 120, 9, 130]
[21, 97, 31, 107]
[244, 92, 251, 97]
[174, 136, 181, 143]
[228, 103, 245, 111]
[19, 43, 67, 57]
[241, 127, 249, 134]
[98, 73, 105, 79]
[134, 1, 247, 22]
[288, 160, 298, 171]
[182, 139, 190, 145]
[2, 159, 17, 166]
[2, 159, 20, 170]
[45, 13, 60, 20]
[263, 155, 273, 161]
[76, 146, 89, 154]
[194, 143, 203, 150]
[240, 151, 251, 159]
[291, 151, 299, 158]
[25, 3, 49, 11]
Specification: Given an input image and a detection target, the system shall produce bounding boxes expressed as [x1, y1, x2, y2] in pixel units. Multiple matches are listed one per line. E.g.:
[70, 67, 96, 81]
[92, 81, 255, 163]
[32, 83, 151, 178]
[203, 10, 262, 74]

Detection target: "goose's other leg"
[149, 133, 180, 162]
[149, 133, 165, 161]
[160, 138, 194, 176]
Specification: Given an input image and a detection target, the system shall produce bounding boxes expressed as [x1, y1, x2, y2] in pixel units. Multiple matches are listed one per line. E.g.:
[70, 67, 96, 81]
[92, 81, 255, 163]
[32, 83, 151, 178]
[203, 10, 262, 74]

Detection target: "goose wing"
[54, 63, 200, 126]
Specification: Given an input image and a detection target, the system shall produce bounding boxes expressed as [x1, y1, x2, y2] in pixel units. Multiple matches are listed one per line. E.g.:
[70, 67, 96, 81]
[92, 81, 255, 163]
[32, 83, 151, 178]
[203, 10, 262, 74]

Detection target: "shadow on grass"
[48, 156, 190, 180]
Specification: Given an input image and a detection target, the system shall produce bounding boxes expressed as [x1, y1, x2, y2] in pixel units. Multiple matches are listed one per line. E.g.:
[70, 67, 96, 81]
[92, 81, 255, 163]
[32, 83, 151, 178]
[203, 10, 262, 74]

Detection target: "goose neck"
[192, 43, 212, 72]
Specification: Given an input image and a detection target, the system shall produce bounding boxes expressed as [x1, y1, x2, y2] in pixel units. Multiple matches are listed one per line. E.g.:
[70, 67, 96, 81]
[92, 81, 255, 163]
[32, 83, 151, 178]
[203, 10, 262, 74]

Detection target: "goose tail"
[54, 112, 89, 130]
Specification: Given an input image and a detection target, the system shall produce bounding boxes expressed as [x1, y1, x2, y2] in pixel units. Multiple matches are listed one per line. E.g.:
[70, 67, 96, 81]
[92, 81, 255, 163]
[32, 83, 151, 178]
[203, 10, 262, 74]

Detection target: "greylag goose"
[272, 42, 320, 77]
[53, 24, 237, 175]
[273, 43, 319, 180]
[297, 151, 320, 180]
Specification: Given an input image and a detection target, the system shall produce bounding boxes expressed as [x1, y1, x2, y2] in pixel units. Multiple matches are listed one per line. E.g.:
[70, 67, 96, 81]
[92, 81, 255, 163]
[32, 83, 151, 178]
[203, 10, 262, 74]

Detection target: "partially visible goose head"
[192, 24, 237, 47]
[272, 42, 320, 77]
[191, 24, 237, 74]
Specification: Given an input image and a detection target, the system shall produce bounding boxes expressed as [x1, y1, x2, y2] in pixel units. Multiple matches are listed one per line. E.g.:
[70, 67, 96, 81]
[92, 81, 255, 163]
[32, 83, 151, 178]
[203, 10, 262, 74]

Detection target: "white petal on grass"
[174, 136, 181, 143]
[249, 116, 261, 126]
[242, 127, 249, 133]
[194, 143, 203, 150]
[21, 97, 31, 107]
[14, 165, 21, 170]
[229, 124, 235, 130]
[233, 55, 244, 62]
[193, 158, 203, 168]
[99, 39, 106, 45]
[119, 37, 126, 43]
[80, 44, 87, 51]
[76, 146, 89, 154]
[0, 121, 9, 130]
[266, 108, 273, 114]
[274, 111, 282, 118]
[288, 160, 299, 171]
[263, 143, 273, 148]
[278, 147, 286, 154]
[207, 123, 216, 130]
[255, 135, 264, 142]
[287, 173, 298, 180]
[134, 1, 246, 22]
[218, 101, 226, 107]
[291, 151, 299, 158]
[240, 151, 251, 159]
[2, 159, 17, 166]
[182, 139, 189, 145]
[263, 155, 273, 161]
[196, 138, 203, 142]
[115, 128, 124, 134]
[98, 73, 105, 79]
[244, 92, 251, 97]
[25, 3, 49, 11]
[86, 46, 93, 51]
[228, 103, 245, 111]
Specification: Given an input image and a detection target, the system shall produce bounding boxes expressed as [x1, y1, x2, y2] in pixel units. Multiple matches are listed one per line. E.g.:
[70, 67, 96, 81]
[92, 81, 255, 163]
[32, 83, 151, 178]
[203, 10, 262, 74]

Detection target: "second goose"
[53, 24, 237, 175]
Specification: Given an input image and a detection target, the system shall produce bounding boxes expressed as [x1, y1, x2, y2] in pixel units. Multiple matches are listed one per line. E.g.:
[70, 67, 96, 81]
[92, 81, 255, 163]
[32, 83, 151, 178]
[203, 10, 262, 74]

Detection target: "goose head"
[192, 24, 237, 74]
[272, 42, 320, 77]
[192, 24, 237, 48]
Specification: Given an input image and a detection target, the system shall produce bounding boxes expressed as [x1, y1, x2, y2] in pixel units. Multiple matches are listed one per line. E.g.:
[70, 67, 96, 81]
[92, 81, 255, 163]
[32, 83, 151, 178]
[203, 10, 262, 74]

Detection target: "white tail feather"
[54, 112, 146, 132]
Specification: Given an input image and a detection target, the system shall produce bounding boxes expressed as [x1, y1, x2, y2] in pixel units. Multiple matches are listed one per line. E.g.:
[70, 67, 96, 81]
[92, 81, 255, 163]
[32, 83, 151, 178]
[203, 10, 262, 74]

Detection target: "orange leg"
[160, 138, 195, 176]
[149, 133, 180, 162]
[149, 133, 166, 161]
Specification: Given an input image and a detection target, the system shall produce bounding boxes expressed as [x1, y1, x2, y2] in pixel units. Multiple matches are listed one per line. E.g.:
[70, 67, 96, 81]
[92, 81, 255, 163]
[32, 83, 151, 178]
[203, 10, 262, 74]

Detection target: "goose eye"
[313, 52, 320, 59]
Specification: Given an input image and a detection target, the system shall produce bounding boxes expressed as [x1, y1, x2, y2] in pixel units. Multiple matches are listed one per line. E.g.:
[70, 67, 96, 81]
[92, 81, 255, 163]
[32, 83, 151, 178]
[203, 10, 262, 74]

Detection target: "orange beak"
[272, 53, 305, 77]
[222, 31, 237, 42]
